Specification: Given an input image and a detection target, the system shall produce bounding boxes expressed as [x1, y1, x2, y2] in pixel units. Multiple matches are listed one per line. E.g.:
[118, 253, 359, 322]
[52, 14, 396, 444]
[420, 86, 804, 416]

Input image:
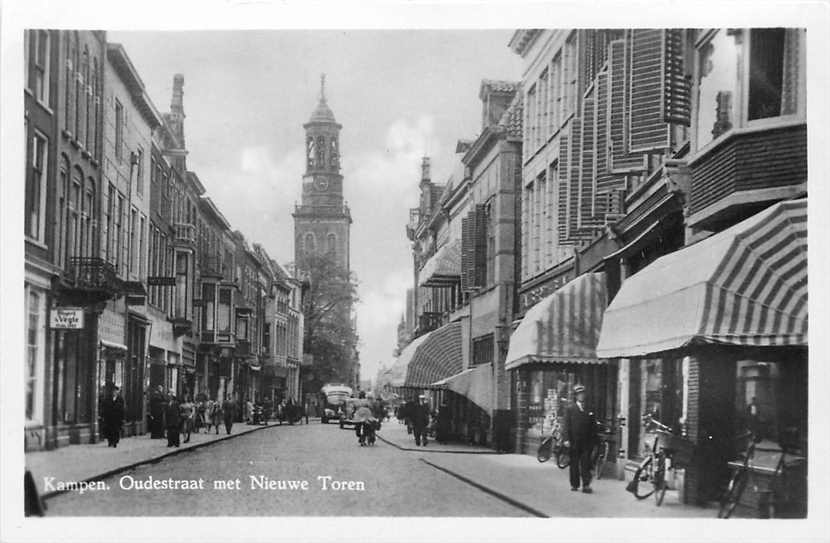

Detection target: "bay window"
[694, 28, 804, 153]
[174, 251, 189, 319]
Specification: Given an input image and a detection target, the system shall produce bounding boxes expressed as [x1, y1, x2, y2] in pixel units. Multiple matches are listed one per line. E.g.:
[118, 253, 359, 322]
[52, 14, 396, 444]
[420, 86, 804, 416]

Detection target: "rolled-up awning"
[388, 332, 434, 387]
[432, 363, 492, 413]
[505, 273, 608, 371]
[418, 239, 462, 287]
[596, 199, 807, 358]
[404, 321, 463, 388]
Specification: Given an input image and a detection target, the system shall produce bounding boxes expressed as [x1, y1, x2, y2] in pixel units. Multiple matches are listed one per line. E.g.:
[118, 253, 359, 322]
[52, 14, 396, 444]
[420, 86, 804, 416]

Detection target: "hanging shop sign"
[147, 276, 177, 287]
[50, 307, 84, 329]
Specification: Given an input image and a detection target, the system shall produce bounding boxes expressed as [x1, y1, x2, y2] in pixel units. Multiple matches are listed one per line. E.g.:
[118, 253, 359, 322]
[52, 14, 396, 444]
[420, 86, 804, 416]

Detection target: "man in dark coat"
[149, 385, 166, 439]
[563, 384, 597, 493]
[100, 386, 125, 447]
[222, 395, 236, 435]
[412, 395, 431, 447]
[164, 393, 181, 448]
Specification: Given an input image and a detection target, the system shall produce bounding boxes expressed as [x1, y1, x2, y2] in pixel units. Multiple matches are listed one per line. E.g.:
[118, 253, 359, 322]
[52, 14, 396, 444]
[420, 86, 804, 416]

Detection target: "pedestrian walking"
[208, 399, 223, 434]
[100, 386, 125, 447]
[148, 385, 166, 439]
[222, 395, 236, 434]
[179, 395, 195, 443]
[563, 384, 597, 493]
[412, 395, 431, 447]
[164, 393, 181, 448]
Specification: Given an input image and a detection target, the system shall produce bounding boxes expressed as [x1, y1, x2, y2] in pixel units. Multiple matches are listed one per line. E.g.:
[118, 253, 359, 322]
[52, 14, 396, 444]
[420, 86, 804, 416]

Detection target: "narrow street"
[44, 423, 527, 516]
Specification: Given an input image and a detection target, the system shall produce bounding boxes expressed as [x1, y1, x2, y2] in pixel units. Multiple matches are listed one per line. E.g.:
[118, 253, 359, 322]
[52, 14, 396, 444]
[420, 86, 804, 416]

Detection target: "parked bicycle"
[537, 417, 569, 469]
[719, 426, 806, 519]
[592, 419, 614, 480]
[626, 413, 694, 505]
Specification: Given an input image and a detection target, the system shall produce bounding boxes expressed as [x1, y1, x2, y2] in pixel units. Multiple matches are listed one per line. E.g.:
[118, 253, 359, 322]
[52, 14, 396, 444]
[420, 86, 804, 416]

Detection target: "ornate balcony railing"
[59, 257, 121, 303]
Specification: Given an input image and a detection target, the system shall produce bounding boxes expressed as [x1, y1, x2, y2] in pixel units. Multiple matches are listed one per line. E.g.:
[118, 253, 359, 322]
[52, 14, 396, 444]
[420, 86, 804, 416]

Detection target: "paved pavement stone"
[42, 422, 526, 516]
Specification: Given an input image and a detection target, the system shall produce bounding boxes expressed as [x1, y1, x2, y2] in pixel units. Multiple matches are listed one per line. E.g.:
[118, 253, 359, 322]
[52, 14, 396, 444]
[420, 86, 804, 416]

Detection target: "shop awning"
[388, 331, 433, 387]
[596, 199, 807, 358]
[404, 321, 463, 388]
[505, 273, 608, 371]
[418, 239, 462, 287]
[432, 364, 492, 413]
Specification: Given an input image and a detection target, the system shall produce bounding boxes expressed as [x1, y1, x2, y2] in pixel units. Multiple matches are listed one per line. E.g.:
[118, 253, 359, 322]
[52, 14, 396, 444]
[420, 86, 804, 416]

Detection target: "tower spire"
[320, 73, 326, 103]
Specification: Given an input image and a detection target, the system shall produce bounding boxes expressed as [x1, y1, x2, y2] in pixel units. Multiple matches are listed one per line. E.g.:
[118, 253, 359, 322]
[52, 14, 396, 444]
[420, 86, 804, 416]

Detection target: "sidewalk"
[419, 452, 719, 518]
[25, 420, 289, 498]
[377, 420, 495, 454]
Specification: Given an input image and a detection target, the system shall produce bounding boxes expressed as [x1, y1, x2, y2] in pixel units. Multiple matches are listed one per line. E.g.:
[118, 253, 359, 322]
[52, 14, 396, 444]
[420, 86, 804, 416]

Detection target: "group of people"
[147, 386, 238, 448]
[397, 395, 432, 447]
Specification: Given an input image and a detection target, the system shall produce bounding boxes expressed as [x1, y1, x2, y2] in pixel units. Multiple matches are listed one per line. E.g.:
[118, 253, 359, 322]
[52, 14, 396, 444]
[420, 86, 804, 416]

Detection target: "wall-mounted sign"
[147, 276, 176, 286]
[50, 307, 84, 329]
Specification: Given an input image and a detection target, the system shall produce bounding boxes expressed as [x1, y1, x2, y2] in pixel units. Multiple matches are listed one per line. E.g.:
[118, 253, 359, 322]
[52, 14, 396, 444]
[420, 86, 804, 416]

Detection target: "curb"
[376, 432, 500, 455]
[39, 422, 289, 501]
[419, 458, 548, 517]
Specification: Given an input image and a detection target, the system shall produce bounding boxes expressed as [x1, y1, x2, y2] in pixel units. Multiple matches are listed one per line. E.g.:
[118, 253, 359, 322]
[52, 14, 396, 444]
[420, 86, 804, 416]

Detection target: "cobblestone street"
[43, 423, 526, 516]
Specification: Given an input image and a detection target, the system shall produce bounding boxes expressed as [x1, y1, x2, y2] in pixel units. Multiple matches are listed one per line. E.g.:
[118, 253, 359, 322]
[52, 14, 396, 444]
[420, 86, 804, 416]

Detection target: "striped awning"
[418, 239, 462, 287]
[388, 332, 434, 387]
[404, 321, 463, 388]
[596, 199, 807, 358]
[505, 273, 608, 371]
[432, 364, 492, 413]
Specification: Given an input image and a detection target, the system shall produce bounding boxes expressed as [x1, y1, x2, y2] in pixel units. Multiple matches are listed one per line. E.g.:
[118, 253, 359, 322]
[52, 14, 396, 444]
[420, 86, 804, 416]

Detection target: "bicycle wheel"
[595, 441, 609, 480]
[537, 436, 553, 463]
[653, 453, 668, 506]
[631, 456, 655, 500]
[718, 468, 748, 519]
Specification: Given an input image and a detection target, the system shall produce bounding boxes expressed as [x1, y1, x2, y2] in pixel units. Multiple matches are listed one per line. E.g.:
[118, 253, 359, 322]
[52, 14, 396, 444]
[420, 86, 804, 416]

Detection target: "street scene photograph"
[4, 5, 825, 540]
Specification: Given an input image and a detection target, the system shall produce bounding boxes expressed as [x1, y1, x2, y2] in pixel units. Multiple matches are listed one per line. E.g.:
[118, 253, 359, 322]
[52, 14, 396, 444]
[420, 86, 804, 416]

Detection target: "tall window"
[73, 36, 81, 138]
[105, 184, 115, 264]
[25, 289, 43, 421]
[695, 30, 740, 150]
[485, 200, 495, 286]
[27, 30, 50, 105]
[83, 178, 95, 257]
[139, 214, 146, 277]
[91, 58, 99, 159]
[175, 252, 188, 319]
[64, 32, 72, 130]
[202, 283, 215, 331]
[82, 46, 89, 149]
[26, 132, 48, 241]
[327, 233, 336, 256]
[136, 147, 144, 195]
[115, 194, 124, 270]
[68, 170, 82, 258]
[748, 28, 786, 120]
[218, 287, 232, 332]
[114, 99, 124, 161]
[304, 232, 316, 255]
[58, 158, 69, 267]
[129, 208, 138, 275]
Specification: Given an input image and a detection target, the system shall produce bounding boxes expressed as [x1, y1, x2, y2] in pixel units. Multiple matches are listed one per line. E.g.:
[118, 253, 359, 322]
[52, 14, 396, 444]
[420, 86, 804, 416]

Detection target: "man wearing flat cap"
[563, 384, 597, 493]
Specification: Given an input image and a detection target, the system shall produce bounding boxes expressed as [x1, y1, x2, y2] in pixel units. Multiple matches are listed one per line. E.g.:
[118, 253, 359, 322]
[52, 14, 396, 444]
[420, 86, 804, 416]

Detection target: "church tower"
[293, 74, 352, 272]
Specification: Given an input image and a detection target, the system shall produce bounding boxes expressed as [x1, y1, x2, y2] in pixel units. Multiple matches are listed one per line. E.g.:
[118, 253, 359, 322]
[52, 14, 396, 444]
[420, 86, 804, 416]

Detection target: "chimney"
[171, 73, 185, 115]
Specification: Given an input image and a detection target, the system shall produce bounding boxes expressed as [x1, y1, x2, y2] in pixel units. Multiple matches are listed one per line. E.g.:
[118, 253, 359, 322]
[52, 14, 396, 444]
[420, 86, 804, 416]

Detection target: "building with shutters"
[394, 80, 523, 451]
[509, 28, 807, 511]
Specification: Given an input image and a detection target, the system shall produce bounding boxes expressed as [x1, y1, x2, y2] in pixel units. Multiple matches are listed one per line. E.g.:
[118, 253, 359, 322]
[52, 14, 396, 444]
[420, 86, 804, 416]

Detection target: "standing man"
[164, 392, 181, 448]
[222, 395, 236, 435]
[149, 385, 166, 439]
[100, 386, 125, 448]
[412, 395, 431, 447]
[563, 384, 597, 493]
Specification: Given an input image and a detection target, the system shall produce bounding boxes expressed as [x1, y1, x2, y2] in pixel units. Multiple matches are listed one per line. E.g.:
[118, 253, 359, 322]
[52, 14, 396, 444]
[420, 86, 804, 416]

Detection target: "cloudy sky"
[109, 30, 522, 382]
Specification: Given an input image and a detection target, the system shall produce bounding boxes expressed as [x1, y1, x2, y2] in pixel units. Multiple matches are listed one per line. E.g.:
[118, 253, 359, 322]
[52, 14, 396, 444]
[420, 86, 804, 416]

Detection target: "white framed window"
[27, 30, 50, 105]
[25, 286, 46, 423]
[26, 131, 48, 242]
[693, 28, 804, 153]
